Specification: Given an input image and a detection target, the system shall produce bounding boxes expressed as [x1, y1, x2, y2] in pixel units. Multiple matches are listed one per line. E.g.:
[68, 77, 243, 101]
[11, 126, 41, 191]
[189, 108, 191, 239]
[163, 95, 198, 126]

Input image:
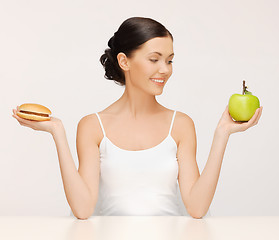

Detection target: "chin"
[151, 89, 164, 96]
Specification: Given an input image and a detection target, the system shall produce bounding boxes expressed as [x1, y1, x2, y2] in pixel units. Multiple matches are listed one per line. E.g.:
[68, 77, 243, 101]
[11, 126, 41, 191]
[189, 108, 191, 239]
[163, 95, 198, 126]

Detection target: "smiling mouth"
[150, 78, 165, 84]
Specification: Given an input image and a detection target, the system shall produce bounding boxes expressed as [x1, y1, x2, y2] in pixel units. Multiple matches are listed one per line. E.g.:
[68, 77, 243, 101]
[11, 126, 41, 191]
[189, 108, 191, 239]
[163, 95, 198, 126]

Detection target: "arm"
[51, 116, 100, 219]
[177, 106, 262, 218]
[12, 107, 100, 219]
[188, 128, 229, 218]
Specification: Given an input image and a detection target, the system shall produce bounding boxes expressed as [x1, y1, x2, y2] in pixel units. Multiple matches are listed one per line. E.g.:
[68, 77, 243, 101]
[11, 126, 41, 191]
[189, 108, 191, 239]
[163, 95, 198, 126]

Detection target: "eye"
[150, 59, 173, 64]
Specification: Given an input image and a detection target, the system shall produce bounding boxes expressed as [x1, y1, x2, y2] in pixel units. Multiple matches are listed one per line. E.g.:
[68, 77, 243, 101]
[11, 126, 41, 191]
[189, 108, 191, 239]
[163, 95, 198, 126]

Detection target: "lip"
[150, 78, 165, 86]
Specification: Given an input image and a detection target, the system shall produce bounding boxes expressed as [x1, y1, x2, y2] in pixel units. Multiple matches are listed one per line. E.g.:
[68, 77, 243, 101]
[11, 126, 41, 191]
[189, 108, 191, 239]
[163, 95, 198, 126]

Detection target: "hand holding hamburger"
[12, 103, 62, 135]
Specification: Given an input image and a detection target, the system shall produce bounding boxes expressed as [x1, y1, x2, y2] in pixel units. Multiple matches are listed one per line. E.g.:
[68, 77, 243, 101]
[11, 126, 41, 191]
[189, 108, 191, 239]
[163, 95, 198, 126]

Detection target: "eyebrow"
[148, 52, 174, 57]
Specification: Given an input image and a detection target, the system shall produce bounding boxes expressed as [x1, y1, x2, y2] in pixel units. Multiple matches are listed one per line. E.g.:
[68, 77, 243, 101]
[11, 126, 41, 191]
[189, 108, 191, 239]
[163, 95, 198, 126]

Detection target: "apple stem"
[242, 80, 248, 95]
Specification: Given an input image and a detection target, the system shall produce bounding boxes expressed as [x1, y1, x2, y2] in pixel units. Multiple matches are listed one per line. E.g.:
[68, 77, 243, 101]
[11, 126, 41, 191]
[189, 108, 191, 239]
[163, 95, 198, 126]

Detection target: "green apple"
[228, 80, 260, 122]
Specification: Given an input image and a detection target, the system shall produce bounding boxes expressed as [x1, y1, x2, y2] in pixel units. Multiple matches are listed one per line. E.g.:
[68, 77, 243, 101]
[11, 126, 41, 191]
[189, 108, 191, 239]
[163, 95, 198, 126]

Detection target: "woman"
[12, 17, 263, 219]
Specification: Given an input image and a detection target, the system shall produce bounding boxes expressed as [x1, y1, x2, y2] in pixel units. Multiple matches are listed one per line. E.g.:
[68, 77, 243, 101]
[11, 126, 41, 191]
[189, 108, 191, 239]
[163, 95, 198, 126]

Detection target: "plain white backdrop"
[1, 0, 278, 216]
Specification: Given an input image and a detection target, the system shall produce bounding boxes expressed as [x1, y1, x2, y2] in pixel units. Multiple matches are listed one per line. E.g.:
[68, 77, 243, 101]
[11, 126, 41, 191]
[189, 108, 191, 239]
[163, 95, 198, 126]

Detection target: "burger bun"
[16, 103, 52, 121]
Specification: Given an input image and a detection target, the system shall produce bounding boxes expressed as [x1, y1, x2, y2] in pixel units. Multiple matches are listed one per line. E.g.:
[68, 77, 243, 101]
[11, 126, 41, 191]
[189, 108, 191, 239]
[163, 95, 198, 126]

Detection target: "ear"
[117, 52, 130, 71]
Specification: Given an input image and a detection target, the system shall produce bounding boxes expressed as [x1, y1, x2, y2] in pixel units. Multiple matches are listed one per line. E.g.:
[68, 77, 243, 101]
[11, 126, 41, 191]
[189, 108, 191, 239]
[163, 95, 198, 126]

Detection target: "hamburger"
[16, 103, 52, 121]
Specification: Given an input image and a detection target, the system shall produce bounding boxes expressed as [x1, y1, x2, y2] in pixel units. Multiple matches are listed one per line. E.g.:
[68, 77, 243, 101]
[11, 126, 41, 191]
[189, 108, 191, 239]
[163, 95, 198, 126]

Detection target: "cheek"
[131, 61, 153, 77]
[169, 67, 173, 76]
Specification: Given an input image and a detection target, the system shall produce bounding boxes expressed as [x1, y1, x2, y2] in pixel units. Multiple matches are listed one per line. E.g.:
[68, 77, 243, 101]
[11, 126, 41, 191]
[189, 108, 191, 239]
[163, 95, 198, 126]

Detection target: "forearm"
[51, 124, 95, 219]
[189, 128, 230, 218]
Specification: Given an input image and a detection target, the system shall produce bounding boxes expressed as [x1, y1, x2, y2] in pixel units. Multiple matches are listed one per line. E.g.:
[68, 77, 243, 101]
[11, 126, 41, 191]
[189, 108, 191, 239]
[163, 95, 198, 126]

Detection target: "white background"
[1, 0, 278, 216]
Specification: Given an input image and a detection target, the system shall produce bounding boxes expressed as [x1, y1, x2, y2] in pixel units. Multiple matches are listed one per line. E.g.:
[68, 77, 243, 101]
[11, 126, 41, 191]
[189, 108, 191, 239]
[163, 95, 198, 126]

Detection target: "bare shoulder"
[175, 111, 193, 121]
[77, 113, 103, 146]
[174, 111, 195, 146]
[175, 111, 195, 130]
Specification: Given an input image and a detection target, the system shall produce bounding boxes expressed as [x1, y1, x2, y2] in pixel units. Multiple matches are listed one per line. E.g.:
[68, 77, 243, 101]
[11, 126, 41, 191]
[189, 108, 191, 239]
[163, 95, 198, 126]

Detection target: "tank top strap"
[95, 112, 106, 137]
[168, 110, 177, 136]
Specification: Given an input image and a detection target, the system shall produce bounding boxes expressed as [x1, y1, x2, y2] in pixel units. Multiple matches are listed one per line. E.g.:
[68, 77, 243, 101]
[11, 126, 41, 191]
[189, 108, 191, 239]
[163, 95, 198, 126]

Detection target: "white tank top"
[93, 110, 187, 216]
[69, 111, 211, 217]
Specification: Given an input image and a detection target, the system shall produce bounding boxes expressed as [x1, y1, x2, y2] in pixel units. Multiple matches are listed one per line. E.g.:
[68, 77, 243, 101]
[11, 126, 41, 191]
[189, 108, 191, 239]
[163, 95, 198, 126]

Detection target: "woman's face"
[123, 36, 174, 94]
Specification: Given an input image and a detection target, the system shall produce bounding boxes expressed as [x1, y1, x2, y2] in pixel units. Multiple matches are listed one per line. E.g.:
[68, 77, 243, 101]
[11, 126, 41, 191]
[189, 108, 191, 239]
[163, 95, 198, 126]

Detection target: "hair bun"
[108, 35, 116, 49]
[99, 48, 125, 86]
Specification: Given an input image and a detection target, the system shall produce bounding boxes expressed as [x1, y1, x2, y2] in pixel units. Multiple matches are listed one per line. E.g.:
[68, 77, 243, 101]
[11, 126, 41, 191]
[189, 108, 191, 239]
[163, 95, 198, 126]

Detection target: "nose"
[158, 62, 171, 74]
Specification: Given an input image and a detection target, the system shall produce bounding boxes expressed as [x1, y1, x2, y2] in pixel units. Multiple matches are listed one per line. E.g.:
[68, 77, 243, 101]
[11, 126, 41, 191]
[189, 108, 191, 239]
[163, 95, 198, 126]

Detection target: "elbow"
[76, 216, 89, 220]
[186, 202, 209, 219]
[190, 213, 203, 219]
[75, 212, 91, 220]
[73, 209, 94, 220]
[188, 207, 205, 219]
[72, 203, 96, 220]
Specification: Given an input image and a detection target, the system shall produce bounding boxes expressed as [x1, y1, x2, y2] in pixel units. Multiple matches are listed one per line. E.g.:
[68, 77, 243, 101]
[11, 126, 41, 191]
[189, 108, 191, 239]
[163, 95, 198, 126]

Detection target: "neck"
[116, 87, 162, 120]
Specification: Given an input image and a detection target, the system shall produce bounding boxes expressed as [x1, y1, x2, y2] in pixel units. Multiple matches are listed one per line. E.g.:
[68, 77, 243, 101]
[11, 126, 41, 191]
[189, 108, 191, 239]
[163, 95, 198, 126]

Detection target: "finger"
[13, 115, 26, 126]
[248, 107, 261, 127]
[13, 113, 31, 125]
[238, 108, 260, 130]
[254, 106, 263, 125]
[14, 117, 34, 128]
[13, 108, 18, 116]
[13, 114, 24, 123]
[253, 107, 262, 122]
[222, 105, 232, 119]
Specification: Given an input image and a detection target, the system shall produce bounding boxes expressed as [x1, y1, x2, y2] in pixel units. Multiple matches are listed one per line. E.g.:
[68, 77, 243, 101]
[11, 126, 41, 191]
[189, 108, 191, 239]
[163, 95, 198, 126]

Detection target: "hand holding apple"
[217, 105, 262, 135]
[216, 81, 263, 135]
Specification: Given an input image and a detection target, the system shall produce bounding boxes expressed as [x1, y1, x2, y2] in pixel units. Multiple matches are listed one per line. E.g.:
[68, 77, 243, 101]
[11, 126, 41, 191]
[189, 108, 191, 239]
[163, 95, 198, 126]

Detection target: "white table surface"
[0, 216, 278, 240]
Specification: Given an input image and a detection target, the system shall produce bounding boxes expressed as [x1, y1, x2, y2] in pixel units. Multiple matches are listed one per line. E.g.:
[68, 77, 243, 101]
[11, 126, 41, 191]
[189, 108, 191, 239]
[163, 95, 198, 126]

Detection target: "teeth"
[151, 79, 164, 83]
